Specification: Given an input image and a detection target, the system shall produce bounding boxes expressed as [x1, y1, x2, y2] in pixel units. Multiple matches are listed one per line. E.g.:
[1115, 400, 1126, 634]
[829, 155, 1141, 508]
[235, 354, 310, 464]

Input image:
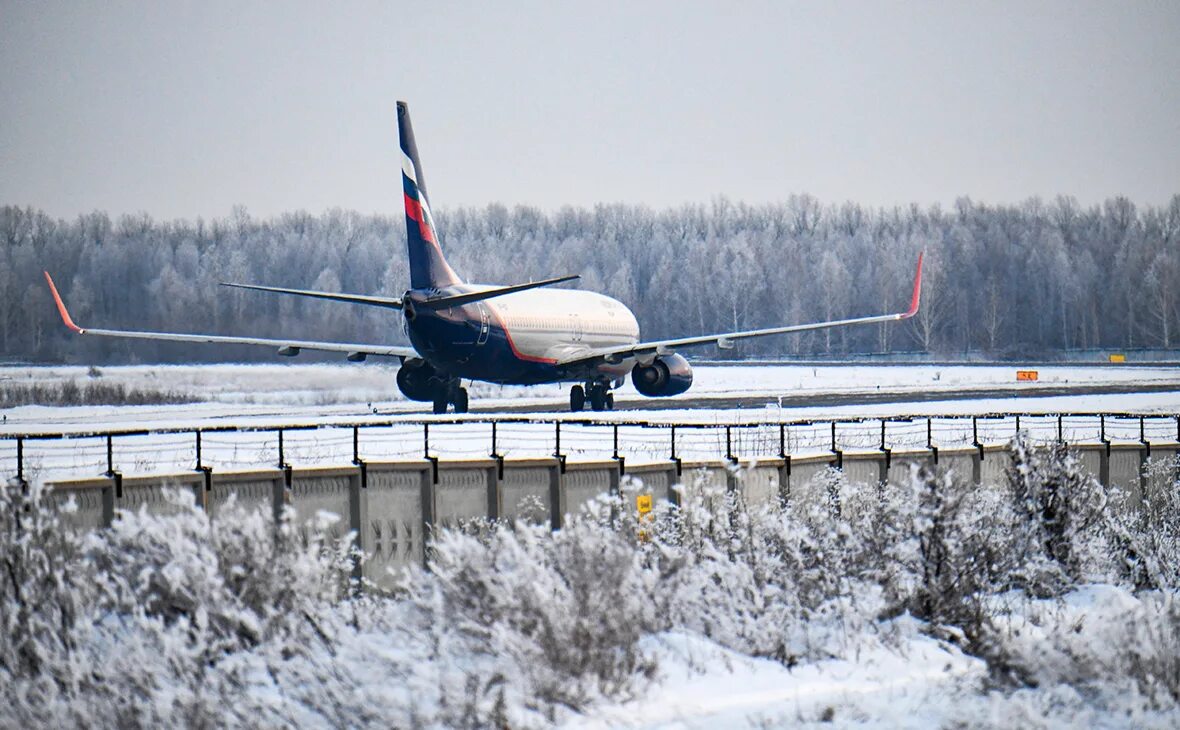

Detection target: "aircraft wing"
[559, 253, 923, 367]
[44, 272, 417, 361]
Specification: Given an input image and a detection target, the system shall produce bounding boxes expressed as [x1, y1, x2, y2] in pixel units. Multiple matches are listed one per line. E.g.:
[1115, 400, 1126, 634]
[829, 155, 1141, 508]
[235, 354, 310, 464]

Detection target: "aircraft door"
[572, 313, 584, 343]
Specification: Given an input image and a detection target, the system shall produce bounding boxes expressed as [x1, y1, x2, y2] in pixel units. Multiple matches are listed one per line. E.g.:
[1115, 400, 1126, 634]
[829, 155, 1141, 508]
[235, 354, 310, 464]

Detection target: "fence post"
[421, 423, 438, 484]
[490, 421, 504, 480]
[105, 433, 123, 502]
[612, 424, 624, 476]
[16, 436, 24, 487]
[926, 418, 938, 464]
[670, 426, 681, 477]
[878, 419, 891, 484]
[194, 430, 213, 513]
[554, 421, 565, 473]
[830, 422, 843, 470]
[1139, 416, 1152, 500]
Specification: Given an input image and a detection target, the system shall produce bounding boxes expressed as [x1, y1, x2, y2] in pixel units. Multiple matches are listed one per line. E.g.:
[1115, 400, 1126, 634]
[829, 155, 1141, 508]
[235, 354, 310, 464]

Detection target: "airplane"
[44, 101, 923, 414]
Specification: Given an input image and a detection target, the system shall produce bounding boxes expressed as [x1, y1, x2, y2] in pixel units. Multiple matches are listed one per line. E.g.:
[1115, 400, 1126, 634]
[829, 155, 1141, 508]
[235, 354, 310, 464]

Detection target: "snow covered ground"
[3, 363, 1179, 482]
[578, 586, 1180, 728]
[5, 361, 1180, 417]
[5, 391, 1180, 728]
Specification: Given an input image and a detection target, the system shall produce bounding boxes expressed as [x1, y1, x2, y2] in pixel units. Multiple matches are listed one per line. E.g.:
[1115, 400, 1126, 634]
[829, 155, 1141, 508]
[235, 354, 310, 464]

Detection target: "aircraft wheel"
[432, 394, 448, 414]
[605, 392, 614, 410]
[589, 386, 607, 412]
[570, 385, 585, 412]
[453, 388, 469, 414]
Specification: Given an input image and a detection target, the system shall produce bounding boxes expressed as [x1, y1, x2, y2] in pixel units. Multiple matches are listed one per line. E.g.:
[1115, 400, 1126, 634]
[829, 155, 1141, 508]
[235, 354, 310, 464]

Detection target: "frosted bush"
[400, 498, 661, 717]
[0, 487, 357, 728]
[978, 587, 1180, 712]
[0, 481, 91, 714]
[1111, 455, 1180, 590]
[644, 469, 895, 664]
[1004, 436, 1114, 595]
[4, 438, 1179, 726]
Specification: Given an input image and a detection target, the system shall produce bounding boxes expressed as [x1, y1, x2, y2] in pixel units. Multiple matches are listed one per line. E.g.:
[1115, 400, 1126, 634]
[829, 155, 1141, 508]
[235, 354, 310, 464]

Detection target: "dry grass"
[0, 380, 195, 408]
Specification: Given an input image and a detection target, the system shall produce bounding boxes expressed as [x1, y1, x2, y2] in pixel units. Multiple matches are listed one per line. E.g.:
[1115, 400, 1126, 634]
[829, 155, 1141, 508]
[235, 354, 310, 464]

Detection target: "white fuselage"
[486, 287, 640, 363]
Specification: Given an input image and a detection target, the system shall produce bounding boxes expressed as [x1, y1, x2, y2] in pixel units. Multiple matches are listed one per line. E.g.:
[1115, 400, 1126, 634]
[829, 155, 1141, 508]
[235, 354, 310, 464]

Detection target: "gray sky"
[2, 1, 1177, 221]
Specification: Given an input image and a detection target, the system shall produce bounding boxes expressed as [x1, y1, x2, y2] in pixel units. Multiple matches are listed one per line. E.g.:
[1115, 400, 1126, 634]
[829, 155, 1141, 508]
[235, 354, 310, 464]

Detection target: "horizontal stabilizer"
[419, 275, 580, 310]
[220, 282, 403, 309]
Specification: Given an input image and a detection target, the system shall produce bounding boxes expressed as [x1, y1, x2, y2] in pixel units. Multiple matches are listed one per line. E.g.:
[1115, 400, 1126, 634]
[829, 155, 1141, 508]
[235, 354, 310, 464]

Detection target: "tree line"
[2, 194, 1178, 364]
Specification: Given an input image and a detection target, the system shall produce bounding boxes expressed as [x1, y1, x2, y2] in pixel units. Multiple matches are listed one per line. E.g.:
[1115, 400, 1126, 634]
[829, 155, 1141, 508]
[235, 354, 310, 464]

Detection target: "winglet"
[43, 271, 84, 333]
[901, 252, 923, 319]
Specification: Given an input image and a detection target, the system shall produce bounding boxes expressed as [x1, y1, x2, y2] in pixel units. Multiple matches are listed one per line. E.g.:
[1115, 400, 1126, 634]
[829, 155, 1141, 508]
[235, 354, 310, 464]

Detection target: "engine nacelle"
[396, 358, 444, 401]
[631, 354, 693, 397]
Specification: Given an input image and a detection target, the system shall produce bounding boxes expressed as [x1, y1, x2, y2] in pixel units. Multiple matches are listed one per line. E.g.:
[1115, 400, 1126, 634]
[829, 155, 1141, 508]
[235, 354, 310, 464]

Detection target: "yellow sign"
[1109, 353, 1126, 363]
[1017, 370, 1039, 381]
[636, 494, 652, 515]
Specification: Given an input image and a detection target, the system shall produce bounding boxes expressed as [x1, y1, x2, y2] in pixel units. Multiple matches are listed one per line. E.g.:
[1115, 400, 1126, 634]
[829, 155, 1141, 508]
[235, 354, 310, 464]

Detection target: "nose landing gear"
[570, 382, 614, 412]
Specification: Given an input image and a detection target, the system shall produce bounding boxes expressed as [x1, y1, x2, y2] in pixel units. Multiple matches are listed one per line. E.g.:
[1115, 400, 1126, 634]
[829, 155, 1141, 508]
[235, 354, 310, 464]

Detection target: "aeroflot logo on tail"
[401, 152, 437, 244]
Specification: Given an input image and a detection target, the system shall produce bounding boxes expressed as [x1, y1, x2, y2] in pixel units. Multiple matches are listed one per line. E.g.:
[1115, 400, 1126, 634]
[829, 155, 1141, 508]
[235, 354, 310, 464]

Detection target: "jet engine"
[631, 354, 693, 397]
[396, 357, 444, 401]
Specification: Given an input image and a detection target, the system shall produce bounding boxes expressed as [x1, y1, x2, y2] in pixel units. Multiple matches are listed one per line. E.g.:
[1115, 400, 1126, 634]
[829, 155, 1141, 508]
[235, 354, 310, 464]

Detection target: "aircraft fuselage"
[404, 285, 639, 385]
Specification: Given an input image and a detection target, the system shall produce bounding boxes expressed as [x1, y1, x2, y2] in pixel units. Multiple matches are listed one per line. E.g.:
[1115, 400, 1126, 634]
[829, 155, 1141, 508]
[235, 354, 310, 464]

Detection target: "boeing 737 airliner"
[45, 102, 922, 413]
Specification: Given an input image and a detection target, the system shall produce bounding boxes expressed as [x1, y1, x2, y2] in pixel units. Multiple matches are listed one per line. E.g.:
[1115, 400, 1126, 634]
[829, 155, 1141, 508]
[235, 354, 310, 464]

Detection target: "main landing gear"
[569, 382, 614, 412]
[432, 381, 469, 415]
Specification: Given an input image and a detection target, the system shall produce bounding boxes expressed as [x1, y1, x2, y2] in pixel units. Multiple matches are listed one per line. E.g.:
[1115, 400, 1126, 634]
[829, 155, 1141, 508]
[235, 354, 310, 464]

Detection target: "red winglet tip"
[904, 252, 923, 318]
[43, 271, 83, 333]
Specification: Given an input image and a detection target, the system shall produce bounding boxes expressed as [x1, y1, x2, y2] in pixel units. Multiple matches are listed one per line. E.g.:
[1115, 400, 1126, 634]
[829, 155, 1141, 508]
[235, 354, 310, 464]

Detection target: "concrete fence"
[39, 440, 1180, 589]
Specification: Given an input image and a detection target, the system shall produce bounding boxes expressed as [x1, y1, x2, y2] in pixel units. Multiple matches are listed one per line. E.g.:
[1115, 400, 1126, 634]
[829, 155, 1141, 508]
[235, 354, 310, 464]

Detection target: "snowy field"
[3, 363, 1180, 482]
[5, 366, 1180, 727]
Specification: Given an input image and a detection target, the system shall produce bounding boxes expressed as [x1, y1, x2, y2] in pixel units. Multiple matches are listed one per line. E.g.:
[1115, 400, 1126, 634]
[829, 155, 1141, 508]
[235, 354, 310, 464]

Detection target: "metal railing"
[3, 412, 1179, 484]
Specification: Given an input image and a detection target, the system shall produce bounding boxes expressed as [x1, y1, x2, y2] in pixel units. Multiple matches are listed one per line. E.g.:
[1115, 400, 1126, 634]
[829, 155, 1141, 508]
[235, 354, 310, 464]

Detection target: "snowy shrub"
[1, 488, 357, 728]
[978, 586, 1180, 712]
[901, 464, 1024, 644]
[401, 497, 661, 718]
[0, 481, 91, 697]
[1004, 436, 1112, 596]
[1110, 455, 1180, 590]
[6, 439, 1179, 727]
[86, 493, 354, 650]
[645, 469, 892, 665]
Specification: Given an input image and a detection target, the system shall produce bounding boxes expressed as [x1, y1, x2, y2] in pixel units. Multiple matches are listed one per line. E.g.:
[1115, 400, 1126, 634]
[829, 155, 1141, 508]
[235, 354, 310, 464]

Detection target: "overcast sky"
[1, 1, 1177, 221]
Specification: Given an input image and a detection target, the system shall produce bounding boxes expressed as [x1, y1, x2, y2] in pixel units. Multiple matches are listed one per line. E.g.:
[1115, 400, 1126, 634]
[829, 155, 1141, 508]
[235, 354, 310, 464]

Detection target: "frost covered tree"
[4, 194, 1179, 362]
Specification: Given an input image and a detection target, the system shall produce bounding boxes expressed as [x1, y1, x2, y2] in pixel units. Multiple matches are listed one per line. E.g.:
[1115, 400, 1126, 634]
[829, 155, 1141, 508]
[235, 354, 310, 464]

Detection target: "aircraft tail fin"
[398, 101, 461, 290]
